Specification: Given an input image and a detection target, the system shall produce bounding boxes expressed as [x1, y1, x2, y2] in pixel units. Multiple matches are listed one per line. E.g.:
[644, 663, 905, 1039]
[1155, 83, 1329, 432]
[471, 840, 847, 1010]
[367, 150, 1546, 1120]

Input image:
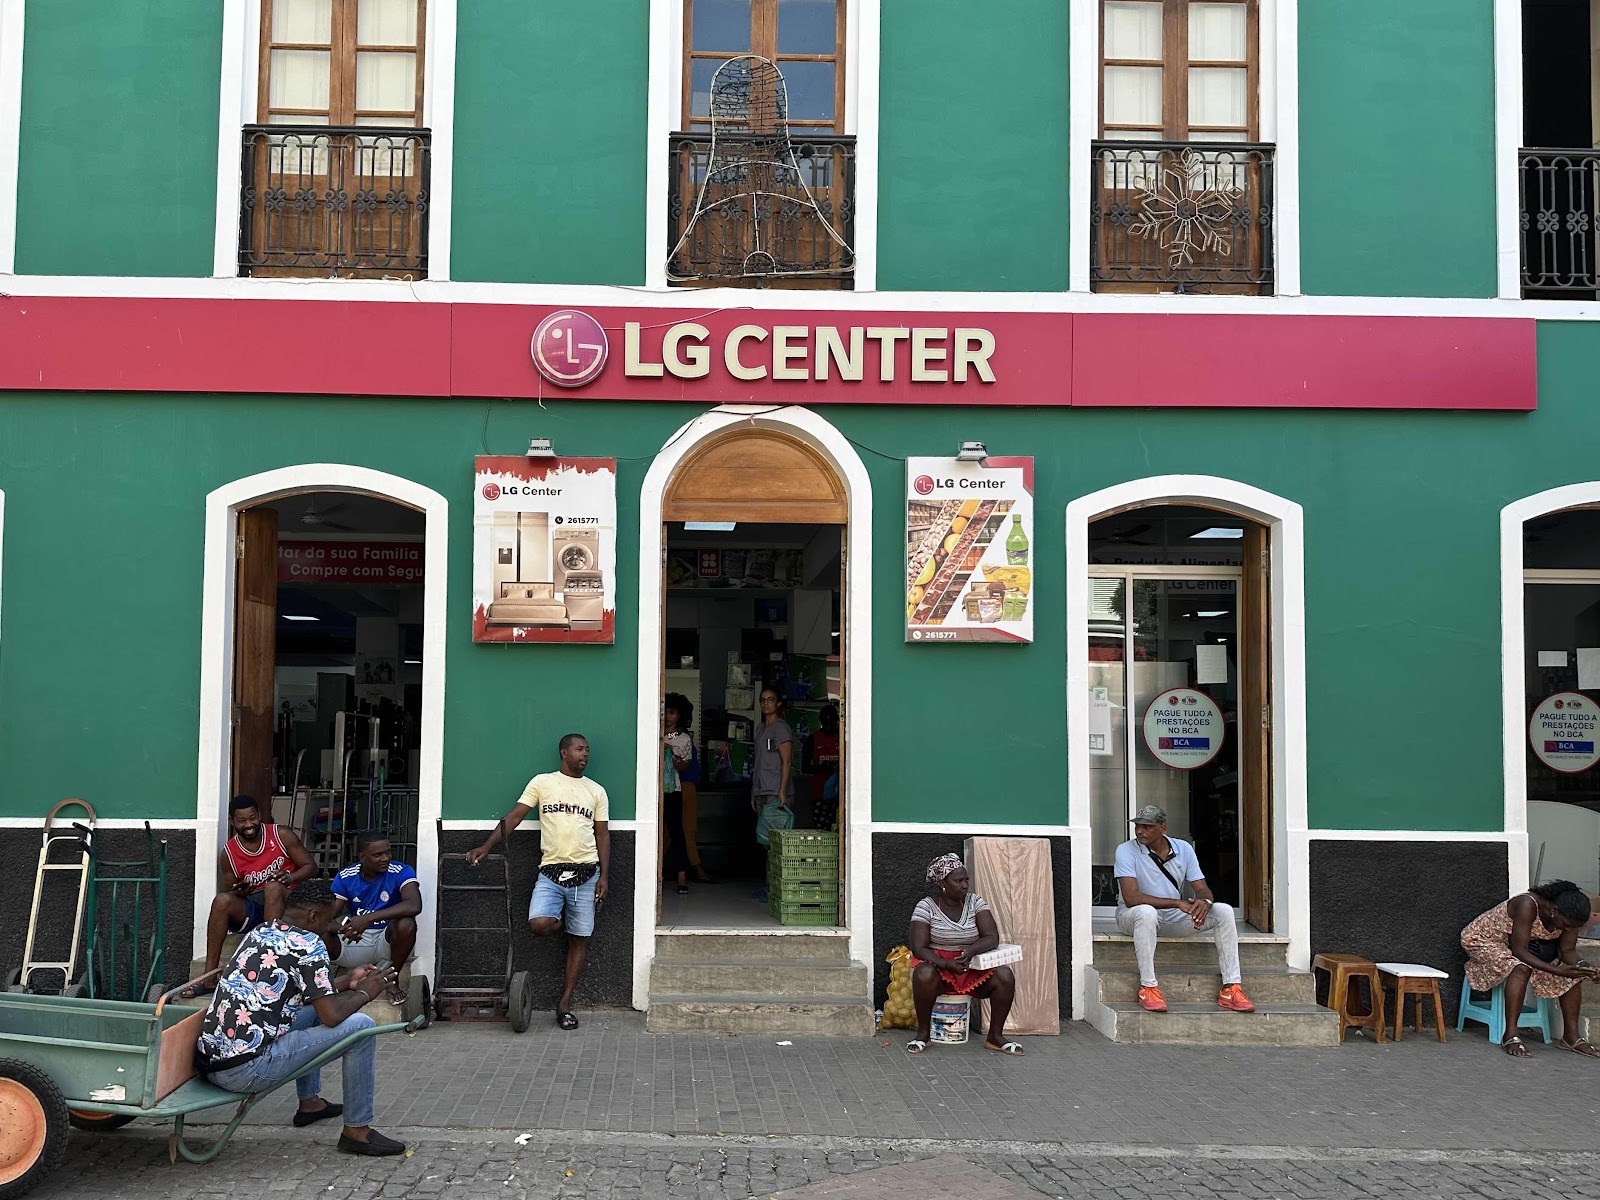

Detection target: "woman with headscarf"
[1461, 879, 1599, 1058]
[905, 853, 1024, 1056]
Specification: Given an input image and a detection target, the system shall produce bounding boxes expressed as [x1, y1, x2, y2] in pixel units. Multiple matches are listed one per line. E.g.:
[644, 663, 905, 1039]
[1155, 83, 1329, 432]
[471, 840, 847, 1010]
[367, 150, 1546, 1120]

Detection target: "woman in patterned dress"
[1460, 879, 1599, 1059]
[905, 854, 1023, 1057]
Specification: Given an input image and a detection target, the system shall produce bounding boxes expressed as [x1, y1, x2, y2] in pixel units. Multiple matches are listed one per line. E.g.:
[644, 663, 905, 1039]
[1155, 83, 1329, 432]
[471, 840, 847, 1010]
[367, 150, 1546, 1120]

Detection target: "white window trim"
[1497, 484, 1600, 897]
[632, 405, 873, 1011]
[1068, 0, 1300, 295]
[0, 0, 26, 277]
[195, 464, 448, 977]
[648, 0, 875, 290]
[212, 0, 456, 280]
[1494, 0, 1523, 300]
[1065, 475, 1308, 1019]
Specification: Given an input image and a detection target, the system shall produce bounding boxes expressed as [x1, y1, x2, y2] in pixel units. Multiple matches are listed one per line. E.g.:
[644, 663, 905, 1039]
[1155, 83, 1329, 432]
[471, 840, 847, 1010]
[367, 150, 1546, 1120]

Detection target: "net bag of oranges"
[879, 945, 917, 1029]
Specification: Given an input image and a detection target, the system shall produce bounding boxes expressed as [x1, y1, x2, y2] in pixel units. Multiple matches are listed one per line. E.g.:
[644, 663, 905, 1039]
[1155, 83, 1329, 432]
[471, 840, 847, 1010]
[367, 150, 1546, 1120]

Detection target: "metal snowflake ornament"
[1130, 149, 1245, 272]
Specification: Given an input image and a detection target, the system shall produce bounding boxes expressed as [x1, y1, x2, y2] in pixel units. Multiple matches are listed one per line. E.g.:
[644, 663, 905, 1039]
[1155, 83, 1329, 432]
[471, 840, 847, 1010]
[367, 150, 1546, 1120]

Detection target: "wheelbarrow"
[0, 980, 422, 1198]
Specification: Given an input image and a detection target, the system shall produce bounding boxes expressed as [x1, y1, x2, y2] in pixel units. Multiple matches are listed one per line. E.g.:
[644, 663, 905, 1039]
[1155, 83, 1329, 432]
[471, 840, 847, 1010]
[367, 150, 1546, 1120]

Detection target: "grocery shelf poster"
[472, 456, 617, 644]
[905, 456, 1035, 644]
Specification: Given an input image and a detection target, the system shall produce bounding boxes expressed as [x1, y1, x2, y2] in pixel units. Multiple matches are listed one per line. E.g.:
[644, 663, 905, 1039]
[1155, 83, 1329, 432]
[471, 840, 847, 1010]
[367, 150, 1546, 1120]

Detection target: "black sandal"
[557, 1010, 579, 1031]
[676, 884, 690, 895]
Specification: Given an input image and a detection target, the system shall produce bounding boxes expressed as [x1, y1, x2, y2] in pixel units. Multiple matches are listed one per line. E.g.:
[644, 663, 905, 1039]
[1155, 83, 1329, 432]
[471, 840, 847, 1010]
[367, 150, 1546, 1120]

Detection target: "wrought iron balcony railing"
[667, 131, 855, 287]
[239, 124, 430, 278]
[1520, 148, 1600, 297]
[1091, 141, 1275, 293]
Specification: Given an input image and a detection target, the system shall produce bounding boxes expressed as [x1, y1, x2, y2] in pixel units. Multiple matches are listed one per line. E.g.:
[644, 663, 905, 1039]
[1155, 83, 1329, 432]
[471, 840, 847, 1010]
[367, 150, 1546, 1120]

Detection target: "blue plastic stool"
[1456, 979, 1558, 1044]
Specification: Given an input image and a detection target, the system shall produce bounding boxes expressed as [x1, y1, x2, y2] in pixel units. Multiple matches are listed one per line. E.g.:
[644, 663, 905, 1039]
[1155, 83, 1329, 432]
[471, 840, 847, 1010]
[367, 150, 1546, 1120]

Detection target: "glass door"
[1090, 571, 1242, 908]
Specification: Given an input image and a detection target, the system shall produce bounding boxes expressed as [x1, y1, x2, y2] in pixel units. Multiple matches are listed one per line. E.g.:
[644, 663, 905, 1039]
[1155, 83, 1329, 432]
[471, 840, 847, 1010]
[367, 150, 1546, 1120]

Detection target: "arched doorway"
[1066, 475, 1308, 1015]
[195, 465, 447, 976]
[632, 407, 873, 1011]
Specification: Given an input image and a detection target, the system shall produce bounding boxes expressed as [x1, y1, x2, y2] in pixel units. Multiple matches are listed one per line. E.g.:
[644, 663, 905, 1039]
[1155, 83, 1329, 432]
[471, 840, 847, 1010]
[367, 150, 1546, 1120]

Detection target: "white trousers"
[1115, 902, 1241, 988]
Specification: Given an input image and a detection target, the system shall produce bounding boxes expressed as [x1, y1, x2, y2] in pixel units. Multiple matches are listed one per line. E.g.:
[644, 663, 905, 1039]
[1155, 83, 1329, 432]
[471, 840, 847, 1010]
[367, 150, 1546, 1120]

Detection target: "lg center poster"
[905, 456, 1035, 644]
[473, 456, 617, 644]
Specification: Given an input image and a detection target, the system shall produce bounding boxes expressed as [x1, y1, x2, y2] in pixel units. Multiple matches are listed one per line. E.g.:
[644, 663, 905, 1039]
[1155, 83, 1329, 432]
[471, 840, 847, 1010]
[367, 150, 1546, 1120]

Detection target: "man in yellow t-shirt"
[468, 733, 610, 1031]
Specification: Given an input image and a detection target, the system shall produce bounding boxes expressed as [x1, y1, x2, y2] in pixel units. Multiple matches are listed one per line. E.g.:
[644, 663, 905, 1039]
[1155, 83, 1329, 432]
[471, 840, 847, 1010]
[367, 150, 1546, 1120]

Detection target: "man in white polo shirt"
[1114, 805, 1255, 1014]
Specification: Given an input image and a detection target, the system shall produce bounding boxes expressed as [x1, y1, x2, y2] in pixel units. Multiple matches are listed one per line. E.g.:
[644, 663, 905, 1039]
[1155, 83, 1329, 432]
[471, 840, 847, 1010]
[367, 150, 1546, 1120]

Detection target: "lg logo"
[913, 475, 935, 496]
[531, 310, 609, 388]
[482, 483, 501, 501]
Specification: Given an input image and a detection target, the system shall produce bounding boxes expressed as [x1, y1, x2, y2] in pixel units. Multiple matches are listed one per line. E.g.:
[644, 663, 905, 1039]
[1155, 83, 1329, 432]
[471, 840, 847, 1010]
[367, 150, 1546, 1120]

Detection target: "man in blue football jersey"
[328, 833, 422, 1003]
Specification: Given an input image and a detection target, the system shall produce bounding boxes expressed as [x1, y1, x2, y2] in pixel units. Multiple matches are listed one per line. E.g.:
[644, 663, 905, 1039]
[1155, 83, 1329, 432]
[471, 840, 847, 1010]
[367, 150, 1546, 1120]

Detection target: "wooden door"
[232, 507, 279, 813]
[1239, 523, 1272, 930]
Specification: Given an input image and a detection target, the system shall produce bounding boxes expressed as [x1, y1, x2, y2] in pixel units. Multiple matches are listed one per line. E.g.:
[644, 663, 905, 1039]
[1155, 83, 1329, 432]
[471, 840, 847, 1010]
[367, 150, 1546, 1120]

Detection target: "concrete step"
[1092, 964, 1315, 1006]
[1091, 933, 1288, 969]
[644, 993, 875, 1037]
[1096, 1000, 1340, 1046]
[650, 957, 869, 1000]
[653, 932, 851, 962]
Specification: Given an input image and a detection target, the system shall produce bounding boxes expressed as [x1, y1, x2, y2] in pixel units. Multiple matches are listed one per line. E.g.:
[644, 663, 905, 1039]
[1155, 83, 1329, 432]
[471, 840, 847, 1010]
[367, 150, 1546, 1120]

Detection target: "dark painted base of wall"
[0, 826, 196, 997]
[871, 831, 1071, 1019]
[438, 829, 635, 1010]
[1308, 838, 1509, 1016]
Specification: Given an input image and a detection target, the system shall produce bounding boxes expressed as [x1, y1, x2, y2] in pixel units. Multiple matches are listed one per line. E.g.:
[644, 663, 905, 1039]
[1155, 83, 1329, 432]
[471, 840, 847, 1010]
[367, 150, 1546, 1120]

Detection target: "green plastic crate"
[770, 829, 839, 857]
[768, 877, 839, 905]
[768, 899, 839, 926]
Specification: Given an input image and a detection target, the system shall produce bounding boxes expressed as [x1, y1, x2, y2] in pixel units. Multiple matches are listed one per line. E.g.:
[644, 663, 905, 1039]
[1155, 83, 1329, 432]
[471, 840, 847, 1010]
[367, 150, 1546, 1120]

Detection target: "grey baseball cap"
[1130, 805, 1167, 826]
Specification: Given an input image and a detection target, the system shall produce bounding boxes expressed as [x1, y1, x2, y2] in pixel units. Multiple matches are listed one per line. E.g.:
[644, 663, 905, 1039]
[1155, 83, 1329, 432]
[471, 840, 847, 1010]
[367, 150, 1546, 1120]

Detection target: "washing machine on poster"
[554, 528, 605, 630]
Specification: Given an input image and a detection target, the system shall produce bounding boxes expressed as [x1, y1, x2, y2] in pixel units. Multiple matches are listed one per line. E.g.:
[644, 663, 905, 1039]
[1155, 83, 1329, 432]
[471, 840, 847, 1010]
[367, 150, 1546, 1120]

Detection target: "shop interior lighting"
[527, 436, 555, 457]
[684, 521, 737, 531]
[1190, 527, 1244, 539]
[955, 440, 988, 462]
[283, 614, 319, 622]
[404, 659, 421, 665]
[1196, 610, 1229, 617]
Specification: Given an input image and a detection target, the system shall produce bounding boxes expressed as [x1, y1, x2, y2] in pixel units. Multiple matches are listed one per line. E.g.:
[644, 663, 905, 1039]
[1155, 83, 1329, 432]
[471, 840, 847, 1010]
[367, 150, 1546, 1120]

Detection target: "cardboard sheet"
[963, 836, 1060, 1035]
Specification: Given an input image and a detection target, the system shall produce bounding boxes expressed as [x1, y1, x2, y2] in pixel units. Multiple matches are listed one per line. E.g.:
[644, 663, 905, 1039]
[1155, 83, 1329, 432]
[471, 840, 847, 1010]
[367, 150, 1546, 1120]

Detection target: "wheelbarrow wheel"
[403, 975, 432, 1029]
[0, 1059, 69, 1199]
[508, 971, 533, 1034]
[146, 982, 168, 1005]
[67, 1111, 136, 1133]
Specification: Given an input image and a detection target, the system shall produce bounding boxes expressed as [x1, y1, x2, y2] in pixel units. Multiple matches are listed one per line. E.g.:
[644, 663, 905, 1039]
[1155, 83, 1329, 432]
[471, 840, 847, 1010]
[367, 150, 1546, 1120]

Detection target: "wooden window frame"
[680, 0, 847, 133]
[259, 0, 427, 128]
[1098, 0, 1258, 142]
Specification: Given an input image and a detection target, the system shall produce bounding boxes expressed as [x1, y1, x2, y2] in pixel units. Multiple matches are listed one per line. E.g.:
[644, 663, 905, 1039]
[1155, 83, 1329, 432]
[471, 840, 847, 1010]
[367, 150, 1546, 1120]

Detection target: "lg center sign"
[529, 307, 1006, 398]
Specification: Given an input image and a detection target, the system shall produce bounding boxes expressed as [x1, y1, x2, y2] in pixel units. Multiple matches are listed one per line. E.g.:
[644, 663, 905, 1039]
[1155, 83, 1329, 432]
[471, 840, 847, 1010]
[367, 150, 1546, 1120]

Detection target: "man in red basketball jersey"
[184, 794, 317, 997]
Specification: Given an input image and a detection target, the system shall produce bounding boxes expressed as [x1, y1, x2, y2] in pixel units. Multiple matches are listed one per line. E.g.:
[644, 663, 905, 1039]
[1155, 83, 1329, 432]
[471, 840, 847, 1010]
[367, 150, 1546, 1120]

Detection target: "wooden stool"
[1312, 952, 1386, 1043]
[1374, 963, 1447, 1043]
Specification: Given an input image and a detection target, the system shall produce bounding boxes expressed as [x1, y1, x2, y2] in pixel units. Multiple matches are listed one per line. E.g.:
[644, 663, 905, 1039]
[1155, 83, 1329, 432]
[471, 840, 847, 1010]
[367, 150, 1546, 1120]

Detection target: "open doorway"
[230, 491, 428, 874]
[1086, 503, 1273, 932]
[654, 427, 849, 932]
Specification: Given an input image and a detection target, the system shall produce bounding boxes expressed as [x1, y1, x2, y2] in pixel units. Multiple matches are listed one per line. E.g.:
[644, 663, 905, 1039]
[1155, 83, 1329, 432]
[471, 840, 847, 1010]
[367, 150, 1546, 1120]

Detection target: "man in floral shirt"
[195, 879, 406, 1156]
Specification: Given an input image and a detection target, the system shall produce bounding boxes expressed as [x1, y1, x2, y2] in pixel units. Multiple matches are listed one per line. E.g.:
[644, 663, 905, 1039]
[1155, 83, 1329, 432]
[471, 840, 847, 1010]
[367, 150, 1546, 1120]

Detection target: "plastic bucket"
[929, 993, 970, 1045]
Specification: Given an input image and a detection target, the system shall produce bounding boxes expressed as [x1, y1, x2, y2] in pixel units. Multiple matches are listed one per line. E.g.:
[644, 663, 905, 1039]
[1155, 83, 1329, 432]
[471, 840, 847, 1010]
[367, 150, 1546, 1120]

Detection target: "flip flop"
[557, 1010, 579, 1031]
[676, 885, 689, 895]
[177, 983, 208, 1001]
[1558, 1037, 1600, 1058]
[985, 1041, 1026, 1056]
[1502, 1035, 1530, 1058]
[905, 1039, 927, 1054]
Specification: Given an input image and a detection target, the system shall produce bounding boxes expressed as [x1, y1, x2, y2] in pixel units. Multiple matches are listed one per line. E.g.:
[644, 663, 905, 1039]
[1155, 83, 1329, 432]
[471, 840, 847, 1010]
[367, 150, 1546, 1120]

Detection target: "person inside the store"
[195, 878, 408, 1156]
[805, 703, 841, 832]
[183, 794, 317, 998]
[1114, 805, 1255, 1015]
[676, 699, 716, 884]
[469, 733, 609, 1031]
[905, 854, 1025, 1056]
[750, 688, 795, 902]
[662, 693, 694, 895]
[1460, 880, 1600, 1058]
[325, 832, 423, 1004]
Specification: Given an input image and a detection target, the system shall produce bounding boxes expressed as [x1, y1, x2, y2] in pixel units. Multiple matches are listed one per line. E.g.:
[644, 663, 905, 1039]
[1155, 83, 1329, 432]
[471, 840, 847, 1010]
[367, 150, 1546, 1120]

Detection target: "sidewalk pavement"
[176, 1008, 1600, 1153]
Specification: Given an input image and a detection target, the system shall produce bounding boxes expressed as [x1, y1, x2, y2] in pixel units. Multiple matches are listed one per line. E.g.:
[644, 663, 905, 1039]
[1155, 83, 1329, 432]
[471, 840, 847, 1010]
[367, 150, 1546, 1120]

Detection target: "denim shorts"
[529, 872, 597, 937]
[227, 890, 267, 934]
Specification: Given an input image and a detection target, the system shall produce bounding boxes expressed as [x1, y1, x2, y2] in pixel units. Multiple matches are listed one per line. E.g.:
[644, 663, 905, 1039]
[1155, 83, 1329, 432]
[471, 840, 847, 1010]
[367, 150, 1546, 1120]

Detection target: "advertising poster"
[1142, 689, 1226, 770]
[1529, 692, 1600, 773]
[473, 456, 617, 644]
[905, 456, 1035, 643]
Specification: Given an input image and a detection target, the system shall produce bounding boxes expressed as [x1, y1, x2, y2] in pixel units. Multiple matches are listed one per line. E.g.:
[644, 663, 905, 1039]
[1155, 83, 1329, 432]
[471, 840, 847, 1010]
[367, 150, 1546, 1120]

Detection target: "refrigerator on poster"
[472, 456, 617, 644]
[905, 456, 1035, 644]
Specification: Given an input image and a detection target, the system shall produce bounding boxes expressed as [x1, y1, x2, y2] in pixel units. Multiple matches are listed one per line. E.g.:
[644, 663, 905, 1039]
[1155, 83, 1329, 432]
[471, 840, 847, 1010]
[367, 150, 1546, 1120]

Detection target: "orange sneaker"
[1137, 986, 1168, 1012]
[1218, 984, 1255, 1013]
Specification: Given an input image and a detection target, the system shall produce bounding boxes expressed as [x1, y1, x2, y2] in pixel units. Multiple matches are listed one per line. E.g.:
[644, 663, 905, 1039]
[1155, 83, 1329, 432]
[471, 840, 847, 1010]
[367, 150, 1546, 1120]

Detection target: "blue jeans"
[208, 1006, 377, 1127]
[529, 872, 598, 936]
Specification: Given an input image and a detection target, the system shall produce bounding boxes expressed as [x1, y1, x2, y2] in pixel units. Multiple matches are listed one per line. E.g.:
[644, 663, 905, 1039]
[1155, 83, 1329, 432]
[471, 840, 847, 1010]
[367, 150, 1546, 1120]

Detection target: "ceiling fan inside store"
[298, 501, 355, 532]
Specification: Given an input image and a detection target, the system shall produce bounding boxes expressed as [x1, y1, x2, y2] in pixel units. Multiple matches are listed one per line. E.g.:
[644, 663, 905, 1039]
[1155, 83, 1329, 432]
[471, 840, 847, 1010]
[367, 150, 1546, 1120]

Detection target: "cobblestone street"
[22, 1012, 1600, 1197]
[31, 1127, 1600, 1199]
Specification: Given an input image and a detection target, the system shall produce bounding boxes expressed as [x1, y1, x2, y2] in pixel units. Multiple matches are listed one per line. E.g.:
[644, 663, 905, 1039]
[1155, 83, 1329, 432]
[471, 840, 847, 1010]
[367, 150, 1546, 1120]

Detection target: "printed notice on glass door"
[905, 456, 1035, 644]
